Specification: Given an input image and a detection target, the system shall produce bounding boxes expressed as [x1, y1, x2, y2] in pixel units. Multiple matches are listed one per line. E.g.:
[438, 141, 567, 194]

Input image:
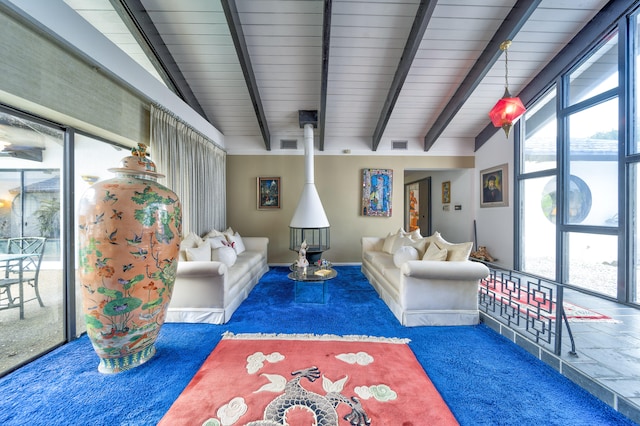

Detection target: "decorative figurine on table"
[296, 240, 309, 276]
[317, 258, 331, 270]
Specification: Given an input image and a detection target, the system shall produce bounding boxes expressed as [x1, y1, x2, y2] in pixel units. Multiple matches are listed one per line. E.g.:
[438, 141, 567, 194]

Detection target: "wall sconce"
[489, 40, 526, 138]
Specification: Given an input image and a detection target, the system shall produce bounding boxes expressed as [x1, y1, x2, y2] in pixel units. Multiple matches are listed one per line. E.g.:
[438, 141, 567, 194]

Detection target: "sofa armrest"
[176, 260, 227, 278]
[401, 260, 489, 281]
[243, 237, 269, 256]
[362, 237, 384, 254]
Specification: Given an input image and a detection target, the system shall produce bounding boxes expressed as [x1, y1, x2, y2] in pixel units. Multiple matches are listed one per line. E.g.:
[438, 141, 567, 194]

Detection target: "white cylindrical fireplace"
[289, 112, 330, 262]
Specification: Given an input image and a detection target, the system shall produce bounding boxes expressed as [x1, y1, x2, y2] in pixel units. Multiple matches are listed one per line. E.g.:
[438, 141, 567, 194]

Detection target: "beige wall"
[227, 155, 475, 264]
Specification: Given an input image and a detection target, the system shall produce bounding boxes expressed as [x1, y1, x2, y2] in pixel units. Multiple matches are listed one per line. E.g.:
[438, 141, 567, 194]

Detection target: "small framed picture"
[257, 177, 281, 209]
[442, 181, 451, 204]
[480, 164, 508, 208]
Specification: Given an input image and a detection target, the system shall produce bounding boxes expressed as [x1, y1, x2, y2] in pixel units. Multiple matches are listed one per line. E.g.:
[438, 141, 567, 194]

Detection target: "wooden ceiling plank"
[117, 0, 209, 121]
[372, 0, 438, 151]
[423, 0, 542, 151]
[475, 0, 637, 150]
[221, 0, 271, 150]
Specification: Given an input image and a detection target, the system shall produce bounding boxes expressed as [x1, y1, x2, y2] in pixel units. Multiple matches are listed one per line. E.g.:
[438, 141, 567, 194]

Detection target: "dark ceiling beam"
[371, 0, 438, 151]
[423, 0, 541, 151]
[115, 0, 208, 121]
[318, 0, 332, 151]
[475, 0, 638, 150]
[221, 0, 271, 150]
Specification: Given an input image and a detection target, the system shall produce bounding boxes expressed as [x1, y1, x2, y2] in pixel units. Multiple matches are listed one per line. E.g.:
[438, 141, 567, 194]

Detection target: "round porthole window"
[541, 175, 592, 224]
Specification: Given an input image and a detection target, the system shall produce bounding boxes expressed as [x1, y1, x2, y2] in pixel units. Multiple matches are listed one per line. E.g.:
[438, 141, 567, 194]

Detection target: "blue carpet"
[0, 265, 636, 425]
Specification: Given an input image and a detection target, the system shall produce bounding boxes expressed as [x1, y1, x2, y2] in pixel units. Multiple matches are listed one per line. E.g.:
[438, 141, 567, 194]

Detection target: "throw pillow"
[205, 236, 227, 249]
[423, 242, 447, 261]
[227, 232, 246, 255]
[408, 238, 429, 258]
[407, 228, 422, 240]
[185, 244, 211, 261]
[204, 229, 225, 238]
[212, 246, 237, 267]
[393, 245, 419, 268]
[390, 235, 413, 254]
[434, 234, 473, 261]
[382, 232, 398, 254]
[180, 231, 202, 250]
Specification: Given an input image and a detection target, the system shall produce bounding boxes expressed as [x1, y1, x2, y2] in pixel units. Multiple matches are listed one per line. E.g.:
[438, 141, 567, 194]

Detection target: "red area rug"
[159, 332, 458, 426]
[482, 280, 619, 323]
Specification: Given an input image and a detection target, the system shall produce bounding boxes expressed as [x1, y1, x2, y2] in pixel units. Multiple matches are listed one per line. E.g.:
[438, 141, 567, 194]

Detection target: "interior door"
[417, 178, 431, 235]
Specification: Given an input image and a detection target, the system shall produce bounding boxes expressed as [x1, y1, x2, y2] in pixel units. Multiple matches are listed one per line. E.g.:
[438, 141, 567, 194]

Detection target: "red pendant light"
[489, 40, 526, 138]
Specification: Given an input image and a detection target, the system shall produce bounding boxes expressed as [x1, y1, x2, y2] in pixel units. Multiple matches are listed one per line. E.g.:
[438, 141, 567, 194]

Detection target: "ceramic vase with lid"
[78, 143, 182, 374]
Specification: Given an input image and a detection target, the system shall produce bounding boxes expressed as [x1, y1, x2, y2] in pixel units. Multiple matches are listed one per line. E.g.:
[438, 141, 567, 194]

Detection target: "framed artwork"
[257, 177, 281, 209]
[480, 164, 508, 208]
[442, 181, 451, 204]
[362, 168, 393, 217]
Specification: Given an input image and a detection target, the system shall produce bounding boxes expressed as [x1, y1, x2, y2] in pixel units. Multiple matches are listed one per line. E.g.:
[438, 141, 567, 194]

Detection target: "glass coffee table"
[288, 265, 337, 303]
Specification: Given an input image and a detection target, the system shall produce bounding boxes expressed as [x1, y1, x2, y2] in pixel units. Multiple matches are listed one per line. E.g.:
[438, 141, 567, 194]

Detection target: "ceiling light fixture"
[489, 40, 526, 138]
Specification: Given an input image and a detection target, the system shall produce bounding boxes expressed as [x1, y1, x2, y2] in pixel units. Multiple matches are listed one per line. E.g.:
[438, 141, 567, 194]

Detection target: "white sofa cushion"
[390, 235, 413, 254]
[434, 235, 473, 261]
[393, 245, 419, 268]
[212, 246, 237, 267]
[408, 238, 428, 257]
[227, 232, 246, 255]
[180, 232, 203, 260]
[382, 231, 398, 254]
[423, 242, 448, 261]
[205, 236, 227, 249]
[205, 227, 235, 238]
[185, 244, 211, 261]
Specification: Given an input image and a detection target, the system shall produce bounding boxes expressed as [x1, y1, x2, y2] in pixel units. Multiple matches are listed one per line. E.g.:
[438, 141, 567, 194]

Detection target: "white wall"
[430, 169, 475, 244]
[474, 131, 515, 268]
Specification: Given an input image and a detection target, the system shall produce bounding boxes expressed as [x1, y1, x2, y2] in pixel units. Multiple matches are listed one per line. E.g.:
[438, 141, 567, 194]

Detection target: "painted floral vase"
[78, 143, 182, 374]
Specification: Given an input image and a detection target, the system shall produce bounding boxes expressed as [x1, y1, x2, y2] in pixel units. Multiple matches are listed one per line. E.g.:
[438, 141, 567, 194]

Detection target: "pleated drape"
[150, 104, 226, 236]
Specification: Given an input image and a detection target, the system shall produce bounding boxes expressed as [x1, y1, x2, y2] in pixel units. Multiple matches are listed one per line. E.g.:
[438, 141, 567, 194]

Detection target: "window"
[519, 29, 621, 299]
[0, 109, 64, 375]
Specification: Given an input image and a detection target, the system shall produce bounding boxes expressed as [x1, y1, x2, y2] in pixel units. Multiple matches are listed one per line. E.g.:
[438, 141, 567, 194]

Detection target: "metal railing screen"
[478, 266, 567, 355]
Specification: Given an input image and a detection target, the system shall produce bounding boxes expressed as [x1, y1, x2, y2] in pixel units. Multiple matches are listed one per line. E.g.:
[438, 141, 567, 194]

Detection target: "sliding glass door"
[0, 110, 64, 375]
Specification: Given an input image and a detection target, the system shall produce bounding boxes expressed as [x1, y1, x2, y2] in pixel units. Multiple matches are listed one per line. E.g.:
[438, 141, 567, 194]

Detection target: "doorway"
[405, 177, 431, 236]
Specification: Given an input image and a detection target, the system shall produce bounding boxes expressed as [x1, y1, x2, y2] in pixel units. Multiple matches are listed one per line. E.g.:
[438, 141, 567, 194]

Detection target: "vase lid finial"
[108, 143, 165, 179]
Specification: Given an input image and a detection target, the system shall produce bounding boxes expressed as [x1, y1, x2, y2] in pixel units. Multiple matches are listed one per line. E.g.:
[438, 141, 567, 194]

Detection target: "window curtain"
[150, 104, 226, 236]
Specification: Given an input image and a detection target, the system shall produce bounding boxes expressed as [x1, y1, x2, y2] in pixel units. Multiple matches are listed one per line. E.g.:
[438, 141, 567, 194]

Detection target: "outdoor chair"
[0, 237, 47, 319]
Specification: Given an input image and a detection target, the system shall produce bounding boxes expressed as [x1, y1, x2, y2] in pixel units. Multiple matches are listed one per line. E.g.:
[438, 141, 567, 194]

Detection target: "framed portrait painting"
[362, 168, 393, 217]
[480, 164, 508, 208]
[442, 181, 451, 204]
[257, 177, 281, 209]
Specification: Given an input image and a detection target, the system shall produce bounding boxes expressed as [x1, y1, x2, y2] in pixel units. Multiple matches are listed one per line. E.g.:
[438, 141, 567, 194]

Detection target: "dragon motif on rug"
[246, 366, 371, 426]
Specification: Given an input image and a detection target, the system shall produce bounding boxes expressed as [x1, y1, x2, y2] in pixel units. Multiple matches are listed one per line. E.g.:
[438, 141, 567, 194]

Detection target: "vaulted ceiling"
[65, 0, 613, 155]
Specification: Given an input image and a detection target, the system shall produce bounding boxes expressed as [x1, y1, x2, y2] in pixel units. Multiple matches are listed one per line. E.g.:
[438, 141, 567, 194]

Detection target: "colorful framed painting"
[442, 181, 451, 204]
[257, 177, 281, 209]
[480, 164, 508, 208]
[362, 168, 393, 217]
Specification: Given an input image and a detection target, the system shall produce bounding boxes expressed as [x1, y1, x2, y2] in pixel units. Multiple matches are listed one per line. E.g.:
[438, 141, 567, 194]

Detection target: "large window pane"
[635, 14, 640, 154]
[0, 111, 64, 375]
[568, 98, 618, 226]
[632, 163, 640, 304]
[523, 88, 557, 174]
[521, 177, 556, 279]
[569, 31, 618, 106]
[567, 232, 617, 298]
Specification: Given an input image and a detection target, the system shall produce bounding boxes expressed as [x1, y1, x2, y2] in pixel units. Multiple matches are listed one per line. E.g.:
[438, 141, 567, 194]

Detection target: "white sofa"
[166, 232, 269, 324]
[361, 231, 489, 326]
